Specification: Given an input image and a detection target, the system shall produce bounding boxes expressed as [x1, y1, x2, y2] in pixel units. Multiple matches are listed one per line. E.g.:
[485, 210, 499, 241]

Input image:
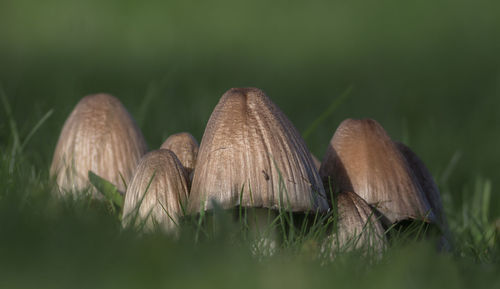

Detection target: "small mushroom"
[323, 191, 386, 256]
[122, 149, 189, 232]
[160, 132, 199, 177]
[188, 87, 328, 214]
[319, 119, 434, 224]
[50, 93, 148, 196]
[311, 154, 321, 172]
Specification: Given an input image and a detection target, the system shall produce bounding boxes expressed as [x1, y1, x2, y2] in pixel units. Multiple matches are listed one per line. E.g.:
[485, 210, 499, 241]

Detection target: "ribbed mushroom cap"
[319, 118, 434, 223]
[188, 87, 328, 213]
[396, 142, 447, 229]
[328, 191, 386, 252]
[50, 93, 148, 195]
[122, 149, 189, 232]
[160, 132, 199, 175]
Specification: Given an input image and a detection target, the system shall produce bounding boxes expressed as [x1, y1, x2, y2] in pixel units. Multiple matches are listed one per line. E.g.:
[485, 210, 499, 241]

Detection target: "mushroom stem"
[244, 208, 280, 257]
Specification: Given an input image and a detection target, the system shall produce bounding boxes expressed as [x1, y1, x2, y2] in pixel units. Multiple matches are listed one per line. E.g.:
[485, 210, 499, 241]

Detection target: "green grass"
[1, 84, 499, 288]
[1, 150, 499, 289]
[1, 0, 500, 287]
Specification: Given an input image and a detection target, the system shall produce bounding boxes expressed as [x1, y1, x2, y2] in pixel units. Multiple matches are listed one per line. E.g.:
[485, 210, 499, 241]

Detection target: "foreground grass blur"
[1, 143, 499, 289]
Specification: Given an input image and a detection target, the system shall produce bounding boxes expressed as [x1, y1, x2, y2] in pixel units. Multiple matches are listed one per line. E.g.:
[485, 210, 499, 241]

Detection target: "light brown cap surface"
[122, 149, 189, 232]
[50, 93, 148, 195]
[160, 132, 199, 175]
[188, 88, 328, 213]
[319, 118, 434, 223]
[311, 154, 321, 172]
[327, 191, 386, 253]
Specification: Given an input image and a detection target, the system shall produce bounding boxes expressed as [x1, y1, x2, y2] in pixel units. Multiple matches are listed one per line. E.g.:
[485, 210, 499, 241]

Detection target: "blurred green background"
[1, 0, 500, 209]
[3, 0, 500, 212]
[1, 0, 500, 288]
[0, 0, 500, 208]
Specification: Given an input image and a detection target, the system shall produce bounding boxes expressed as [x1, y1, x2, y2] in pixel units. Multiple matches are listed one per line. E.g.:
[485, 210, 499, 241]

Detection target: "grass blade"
[88, 170, 124, 208]
[20, 109, 54, 151]
[0, 86, 21, 151]
[302, 85, 352, 140]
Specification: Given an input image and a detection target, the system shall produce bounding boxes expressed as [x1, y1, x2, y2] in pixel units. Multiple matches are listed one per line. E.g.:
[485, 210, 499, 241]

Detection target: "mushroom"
[311, 154, 321, 172]
[396, 142, 450, 241]
[319, 118, 434, 225]
[50, 93, 148, 196]
[323, 191, 386, 257]
[160, 132, 199, 178]
[122, 149, 189, 232]
[188, 87, 329, 214]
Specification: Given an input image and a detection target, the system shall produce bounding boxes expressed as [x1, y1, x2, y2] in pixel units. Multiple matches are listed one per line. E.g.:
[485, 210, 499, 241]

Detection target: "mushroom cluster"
[50, 88, 448, 254]
[319, 119, 448, 254]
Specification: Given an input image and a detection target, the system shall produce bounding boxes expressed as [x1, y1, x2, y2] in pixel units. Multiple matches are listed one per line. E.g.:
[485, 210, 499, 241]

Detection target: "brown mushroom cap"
[122, 149, 189, 232]
[188, 87, 328, 213]
[326, 191, 386, 253]
[50, 93, 148, 195]
[160, 132, 199, 175]
[396, 142, 447, 229]
[319, 118, 434, 223]
[311, 154, 321, 172]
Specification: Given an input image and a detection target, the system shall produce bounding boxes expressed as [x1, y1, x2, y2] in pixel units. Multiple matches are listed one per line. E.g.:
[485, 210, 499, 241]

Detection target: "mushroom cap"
[188, 87, 328, 213]
[50, 93, 148, 195]
[311, 154, 321, 172]
[122, 149, 189, 232]
[319, 118, 434, 223]
[160, 132, 199, 175]
[396, 142, 447, 229]
[332, 191, 386, 251]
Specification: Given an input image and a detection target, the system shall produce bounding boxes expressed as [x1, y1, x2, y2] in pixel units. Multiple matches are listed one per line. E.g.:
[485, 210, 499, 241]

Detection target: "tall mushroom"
[50, 93, 148, 196]
[319, 119, 435, 225]
[122, 149, 189, 232]
[160, 132, 199, 178]
[188, 87, 328, 214]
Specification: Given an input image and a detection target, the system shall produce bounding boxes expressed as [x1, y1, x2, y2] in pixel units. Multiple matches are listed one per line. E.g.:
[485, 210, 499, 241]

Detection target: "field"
[1, 0, 500, 288]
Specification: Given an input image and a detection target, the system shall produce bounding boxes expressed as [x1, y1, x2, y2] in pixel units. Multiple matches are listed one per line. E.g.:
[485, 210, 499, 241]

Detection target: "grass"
[1, 148, 499, 289]
[1, 0, 500, 287]
[1, 87, 499, 288]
